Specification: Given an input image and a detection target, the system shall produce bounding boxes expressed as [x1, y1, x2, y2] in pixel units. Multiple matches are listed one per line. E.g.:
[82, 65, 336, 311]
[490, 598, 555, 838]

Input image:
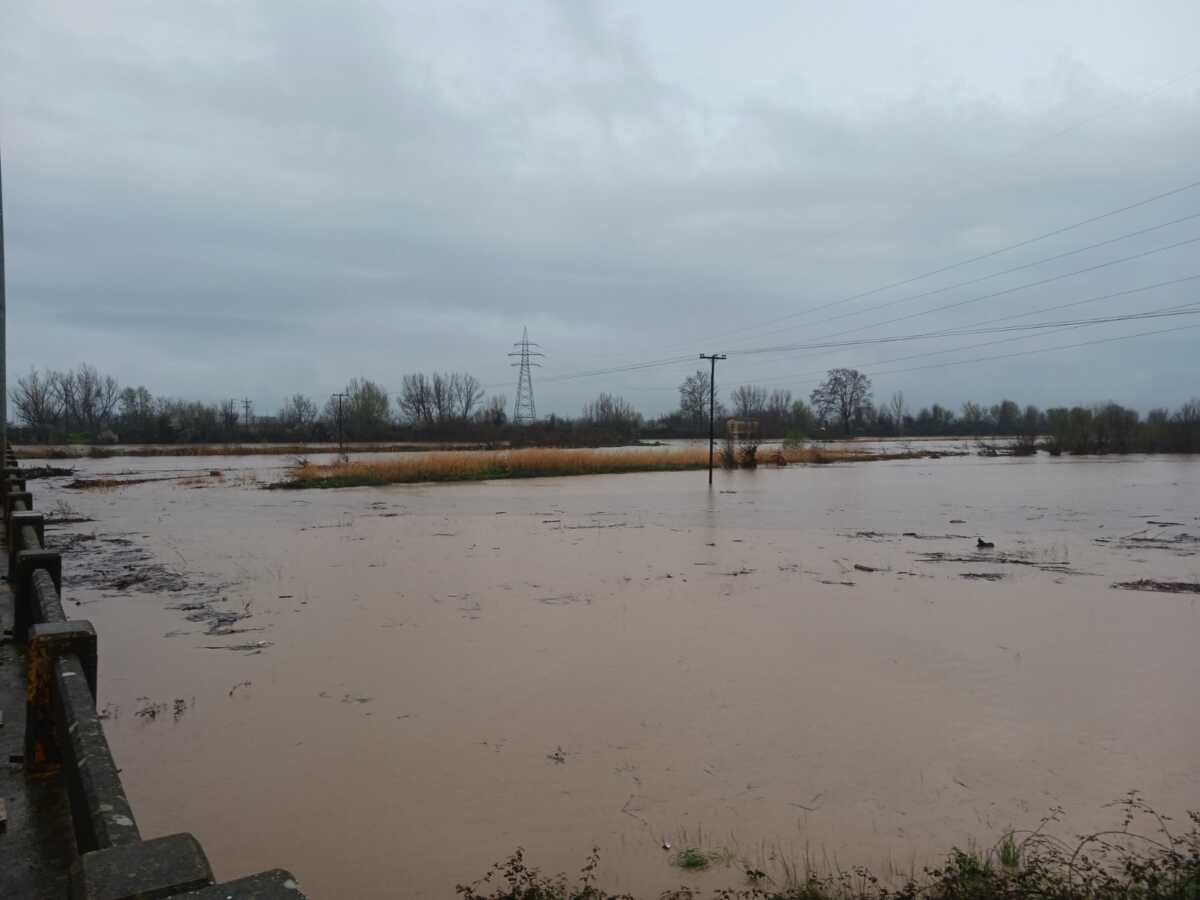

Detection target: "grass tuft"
[672, 847, 736, 871]
[998, 832, 1020, 868]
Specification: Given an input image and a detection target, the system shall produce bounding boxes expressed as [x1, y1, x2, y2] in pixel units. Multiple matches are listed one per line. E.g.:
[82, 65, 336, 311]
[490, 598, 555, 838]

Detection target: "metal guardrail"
[3, 452, 305, 899]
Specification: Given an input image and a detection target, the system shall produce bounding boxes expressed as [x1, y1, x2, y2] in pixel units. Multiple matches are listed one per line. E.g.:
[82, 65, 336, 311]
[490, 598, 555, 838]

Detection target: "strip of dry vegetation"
[281, 445, 944, 488]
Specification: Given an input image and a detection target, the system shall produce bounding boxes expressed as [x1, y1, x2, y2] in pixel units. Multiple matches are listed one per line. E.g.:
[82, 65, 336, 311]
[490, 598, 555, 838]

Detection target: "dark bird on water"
[977, 538, 995, 549]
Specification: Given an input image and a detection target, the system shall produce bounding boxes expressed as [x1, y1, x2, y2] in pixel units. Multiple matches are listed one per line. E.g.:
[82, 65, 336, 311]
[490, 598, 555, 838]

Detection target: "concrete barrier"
[2, 457, 306, 899]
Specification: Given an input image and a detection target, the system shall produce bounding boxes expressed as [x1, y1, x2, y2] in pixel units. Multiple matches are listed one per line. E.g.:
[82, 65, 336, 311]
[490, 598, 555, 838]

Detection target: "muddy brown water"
[35, 452, 1200, 897]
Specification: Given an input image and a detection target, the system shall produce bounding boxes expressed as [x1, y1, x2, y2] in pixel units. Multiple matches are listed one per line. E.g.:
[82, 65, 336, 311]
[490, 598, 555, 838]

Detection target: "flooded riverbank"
[36, 452, 1199, 897]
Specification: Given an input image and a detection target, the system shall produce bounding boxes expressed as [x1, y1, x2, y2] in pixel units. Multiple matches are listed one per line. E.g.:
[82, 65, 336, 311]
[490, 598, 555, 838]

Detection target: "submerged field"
[31, 450, 1200, 898]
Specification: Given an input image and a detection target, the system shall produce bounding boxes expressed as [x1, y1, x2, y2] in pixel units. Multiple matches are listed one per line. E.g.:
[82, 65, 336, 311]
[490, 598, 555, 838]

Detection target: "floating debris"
[535, 594, 591, 606]
[204, 640, 273, 653]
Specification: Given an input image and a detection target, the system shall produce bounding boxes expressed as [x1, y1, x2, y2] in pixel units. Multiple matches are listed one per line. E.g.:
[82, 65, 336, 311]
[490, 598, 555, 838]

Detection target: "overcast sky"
[2, 1, 1198, 418]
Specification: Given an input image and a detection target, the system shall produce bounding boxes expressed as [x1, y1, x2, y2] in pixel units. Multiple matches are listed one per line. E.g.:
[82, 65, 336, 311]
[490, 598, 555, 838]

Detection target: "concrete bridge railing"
[3, 451, 306, 899]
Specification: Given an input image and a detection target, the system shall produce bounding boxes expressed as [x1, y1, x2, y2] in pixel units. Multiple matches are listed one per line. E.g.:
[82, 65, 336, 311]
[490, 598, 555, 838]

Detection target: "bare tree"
[810, 368, 873, 436]
[678, 370, 712, 425]
[582, 393, 641, 429]
[221, 399, 239, 430]
[11, 368, 62, 439]
[478, 394, 507, 426]
[120, 386, 154, 420]
[960, 401, 984, 435]
[398, 373, 434, 425]
[72, 364, 120, 434]
[790, 399, 815, 436]
[730, 384, 768, 418]
[346, 378, 390, 439]
[450, 373, 484, 421]
[279, 394, 318, 430]
[430, 373, 453, 424]
[991, 399, 1020, 434]
[888, 392, 907, 435]
[118, 386, 156, 440]
[41, 364, 120, 436]
[52, 370, 78, 432]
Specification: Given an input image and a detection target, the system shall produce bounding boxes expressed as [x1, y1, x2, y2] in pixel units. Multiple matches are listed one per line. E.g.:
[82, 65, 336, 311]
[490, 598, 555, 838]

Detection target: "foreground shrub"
[457, 796, 1200, 900]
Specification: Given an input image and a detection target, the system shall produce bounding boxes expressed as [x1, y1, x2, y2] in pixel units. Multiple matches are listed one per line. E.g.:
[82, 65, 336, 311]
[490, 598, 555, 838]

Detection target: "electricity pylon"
[508, 327, 543, 425]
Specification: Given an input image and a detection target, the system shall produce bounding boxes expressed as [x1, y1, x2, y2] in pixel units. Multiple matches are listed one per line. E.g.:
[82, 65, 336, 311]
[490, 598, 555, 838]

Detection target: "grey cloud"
[1, 1, 1197, 417]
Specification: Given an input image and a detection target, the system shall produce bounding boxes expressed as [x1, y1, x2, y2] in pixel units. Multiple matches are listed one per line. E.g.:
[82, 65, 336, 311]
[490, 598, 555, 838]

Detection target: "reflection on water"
[37, 452, 1200, 898]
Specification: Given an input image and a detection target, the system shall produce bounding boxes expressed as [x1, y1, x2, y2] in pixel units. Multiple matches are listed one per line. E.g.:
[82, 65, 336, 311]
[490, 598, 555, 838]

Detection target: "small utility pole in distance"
[699, 353, 726, 485]
[330, 393, 348, 455]
[241, 398, 253, 432]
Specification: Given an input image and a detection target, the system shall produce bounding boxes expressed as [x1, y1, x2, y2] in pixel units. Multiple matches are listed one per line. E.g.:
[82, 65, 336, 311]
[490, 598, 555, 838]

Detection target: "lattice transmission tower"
[508, 326, 544, 425]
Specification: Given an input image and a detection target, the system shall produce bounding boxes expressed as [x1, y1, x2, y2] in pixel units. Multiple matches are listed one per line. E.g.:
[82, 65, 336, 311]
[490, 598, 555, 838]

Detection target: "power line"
[687, 59, 1200, 351]
[479, 73, 1200, 392]
[810, 232, 1200, 342]
[680, 176, 1200, 348]
[725, 303, 1200, 358]
[862, 321, 1200, 382]
[521, 181, 1200, 388]
[618, 273, 1200, 391]
[736, 306, 1200, 391]
[715, 273, 1198, 376]
[510, 268, 1200, 391]
[727, 211, 1200, 346]
[728, 276, 1200, 358]
[701, 254, 1200, 386]
[536, 353, 697, 385]
[992, 64, 1200, 163]
[931, 272, 1200, 333]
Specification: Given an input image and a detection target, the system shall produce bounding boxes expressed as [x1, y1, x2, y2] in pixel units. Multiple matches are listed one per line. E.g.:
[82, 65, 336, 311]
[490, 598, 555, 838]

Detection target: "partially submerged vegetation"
[458, 797, 1200, 900]
[281, 445, 946, 488]
[1112, 579, 1200, 594]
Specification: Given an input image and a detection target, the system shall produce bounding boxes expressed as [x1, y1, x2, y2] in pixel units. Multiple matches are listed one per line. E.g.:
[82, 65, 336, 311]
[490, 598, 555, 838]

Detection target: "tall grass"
[281, 445, 944, 488]
[456, 796, 1200, 900]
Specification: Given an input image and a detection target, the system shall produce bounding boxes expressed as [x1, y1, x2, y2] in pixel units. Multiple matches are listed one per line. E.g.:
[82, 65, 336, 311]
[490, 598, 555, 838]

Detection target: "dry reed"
[283, 444, 942, 488]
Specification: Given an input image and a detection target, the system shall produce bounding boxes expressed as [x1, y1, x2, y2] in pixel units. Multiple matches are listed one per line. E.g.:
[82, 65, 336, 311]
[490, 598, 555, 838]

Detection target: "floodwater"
[33, 451, 1200, 897]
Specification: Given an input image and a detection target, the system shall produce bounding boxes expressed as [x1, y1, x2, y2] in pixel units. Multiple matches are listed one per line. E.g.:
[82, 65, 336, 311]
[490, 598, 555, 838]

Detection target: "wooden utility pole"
[699, 353, 726, 485]
[330, 393, 348, 453]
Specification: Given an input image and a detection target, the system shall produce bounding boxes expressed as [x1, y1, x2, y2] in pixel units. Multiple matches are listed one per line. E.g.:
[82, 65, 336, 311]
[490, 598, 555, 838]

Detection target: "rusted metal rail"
[2, 451, 305, 898]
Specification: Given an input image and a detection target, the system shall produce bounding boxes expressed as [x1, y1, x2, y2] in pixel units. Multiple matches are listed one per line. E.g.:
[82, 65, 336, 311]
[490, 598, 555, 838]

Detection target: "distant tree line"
[7, 365, 639, 447]
[8, 363, 1199, 454]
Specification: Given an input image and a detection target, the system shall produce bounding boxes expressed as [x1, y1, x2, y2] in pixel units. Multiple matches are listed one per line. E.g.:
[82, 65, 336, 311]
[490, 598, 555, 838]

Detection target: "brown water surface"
[38, 453, 1200, 897]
